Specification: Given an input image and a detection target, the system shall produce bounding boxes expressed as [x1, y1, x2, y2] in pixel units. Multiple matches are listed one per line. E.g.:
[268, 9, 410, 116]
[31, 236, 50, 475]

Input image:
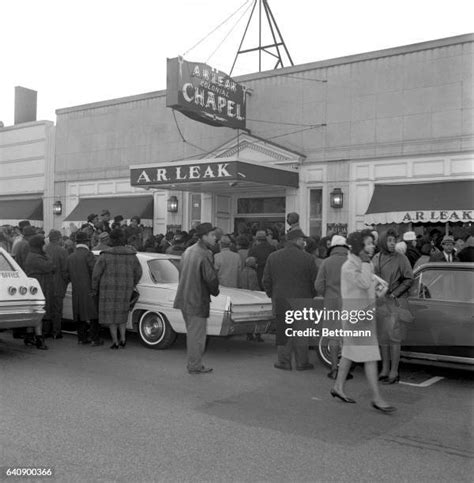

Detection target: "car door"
[405, 266, 474, 361]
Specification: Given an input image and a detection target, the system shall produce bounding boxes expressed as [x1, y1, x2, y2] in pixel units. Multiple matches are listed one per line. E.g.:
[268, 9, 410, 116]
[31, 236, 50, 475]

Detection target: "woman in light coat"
[330, 230, 395, 413]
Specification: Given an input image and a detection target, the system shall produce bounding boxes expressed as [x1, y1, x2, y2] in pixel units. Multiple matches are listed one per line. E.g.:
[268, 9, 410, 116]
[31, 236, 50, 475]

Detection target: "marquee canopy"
[364, 180, 473, 224]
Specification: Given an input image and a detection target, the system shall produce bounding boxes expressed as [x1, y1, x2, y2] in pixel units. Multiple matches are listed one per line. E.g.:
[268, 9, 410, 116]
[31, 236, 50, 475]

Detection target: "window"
[190, 194, 201, 225]
[148, 259, 180, 283]
[309, 189, 322, 237]
[418, 269, 474, 303]
[0, 254, 15, 271]
[237, 197, 285, 214]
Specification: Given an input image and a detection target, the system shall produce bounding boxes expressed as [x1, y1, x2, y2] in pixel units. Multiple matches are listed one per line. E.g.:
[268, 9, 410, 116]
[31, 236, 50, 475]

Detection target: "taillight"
[8, 286, 17, 295]
[29, 286, 38, 295]
[19, 286, 28, 295]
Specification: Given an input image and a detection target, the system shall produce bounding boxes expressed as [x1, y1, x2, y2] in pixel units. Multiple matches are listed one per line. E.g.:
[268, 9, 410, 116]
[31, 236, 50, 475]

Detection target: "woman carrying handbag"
[373, 229, 414, 384]
[330, 230, 396, 413]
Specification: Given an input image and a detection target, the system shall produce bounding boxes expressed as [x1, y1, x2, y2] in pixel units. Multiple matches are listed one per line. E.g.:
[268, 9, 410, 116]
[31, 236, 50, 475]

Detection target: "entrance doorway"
[234, 195, 286, 237]
[234, 216, 286, 235]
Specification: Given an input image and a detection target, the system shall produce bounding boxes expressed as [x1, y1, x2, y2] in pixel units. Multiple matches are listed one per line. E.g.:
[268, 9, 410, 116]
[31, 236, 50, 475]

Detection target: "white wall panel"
[374, 163, 407, 179]
[412, 160, 444, 177]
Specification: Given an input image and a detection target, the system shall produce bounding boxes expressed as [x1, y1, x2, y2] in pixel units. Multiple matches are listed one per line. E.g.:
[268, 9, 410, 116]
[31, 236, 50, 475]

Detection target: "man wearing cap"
[315, 235, 352, 379]
[93, 232, 111, 252]
[174, 223, 219, 374]
[214, 235, 242, 288]
[248, 230, 276, 290]
[15, 225, 37, 270]
[263, 228, 317, 371]
[402, 231, 421, 267]
[66, 232, 103, 345]
[429, 235, 459, 263]
[45, 230, 68, 338]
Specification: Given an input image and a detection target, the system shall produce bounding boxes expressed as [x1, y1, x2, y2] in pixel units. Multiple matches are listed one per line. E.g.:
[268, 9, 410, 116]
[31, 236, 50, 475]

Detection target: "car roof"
[415, 262, 474, 272]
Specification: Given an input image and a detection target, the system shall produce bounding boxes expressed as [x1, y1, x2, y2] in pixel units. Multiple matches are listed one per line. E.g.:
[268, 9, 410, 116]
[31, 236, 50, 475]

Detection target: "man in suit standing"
[429, 235, 459, 263]
[263, 229, 317, 371]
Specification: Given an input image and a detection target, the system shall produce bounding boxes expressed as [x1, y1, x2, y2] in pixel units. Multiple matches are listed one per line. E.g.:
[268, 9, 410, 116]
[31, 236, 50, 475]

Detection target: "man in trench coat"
[263, 229, 317, 371]
[66, 231, 103, 345]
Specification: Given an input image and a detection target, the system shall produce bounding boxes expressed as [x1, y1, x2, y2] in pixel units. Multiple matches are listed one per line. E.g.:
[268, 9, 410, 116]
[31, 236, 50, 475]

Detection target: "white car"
[0, 248, 45, 331]
[63, 252, 275, 349]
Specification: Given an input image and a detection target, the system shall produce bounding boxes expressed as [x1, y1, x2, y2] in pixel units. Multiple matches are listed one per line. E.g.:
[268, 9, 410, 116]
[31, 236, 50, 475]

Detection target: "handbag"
[391, 297, 414, 324]
[129, 288, 140, 310]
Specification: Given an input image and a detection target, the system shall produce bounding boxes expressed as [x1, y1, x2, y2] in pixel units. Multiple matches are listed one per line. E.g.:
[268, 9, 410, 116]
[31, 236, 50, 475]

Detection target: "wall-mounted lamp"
[167, 196, 178, 213]
[330, 188, 343, 209]
[53, 200, 62, 215]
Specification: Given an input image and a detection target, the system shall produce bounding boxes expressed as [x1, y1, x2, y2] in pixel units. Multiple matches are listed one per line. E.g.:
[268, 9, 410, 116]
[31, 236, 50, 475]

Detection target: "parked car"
[62, 252, 275, 349]
[0, 247, 45, 332]
[317, 262, 474, 370]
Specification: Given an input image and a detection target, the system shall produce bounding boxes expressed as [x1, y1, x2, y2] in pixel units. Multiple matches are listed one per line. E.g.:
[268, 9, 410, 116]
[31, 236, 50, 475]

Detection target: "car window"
[0, 253, 15, 271]
[419, 269, 474, 302]
[147, 259, 180, 283]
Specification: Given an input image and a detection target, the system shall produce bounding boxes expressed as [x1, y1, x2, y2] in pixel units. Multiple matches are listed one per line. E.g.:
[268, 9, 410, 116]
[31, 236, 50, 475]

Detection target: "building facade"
[0, 120, 55, 231]
[53, 34, 474, 237]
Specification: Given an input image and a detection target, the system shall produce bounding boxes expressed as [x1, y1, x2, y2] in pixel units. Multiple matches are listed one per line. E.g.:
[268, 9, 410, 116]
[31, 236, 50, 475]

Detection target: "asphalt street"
[1, 332, 473, 482]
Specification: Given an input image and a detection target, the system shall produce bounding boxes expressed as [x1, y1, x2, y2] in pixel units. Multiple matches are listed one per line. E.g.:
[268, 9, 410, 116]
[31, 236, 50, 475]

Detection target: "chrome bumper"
[0, 301, 45, 330]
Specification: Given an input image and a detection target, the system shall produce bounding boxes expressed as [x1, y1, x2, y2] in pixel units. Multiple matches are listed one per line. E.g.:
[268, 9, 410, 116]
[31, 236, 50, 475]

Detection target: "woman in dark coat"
[24, 235, 54, 349]
[91, 229, 142, 349]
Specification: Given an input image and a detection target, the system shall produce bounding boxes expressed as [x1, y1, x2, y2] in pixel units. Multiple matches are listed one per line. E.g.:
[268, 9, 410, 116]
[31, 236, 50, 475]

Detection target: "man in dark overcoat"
[24, 235, 54, 349]
[263, 229, 317, 371]
[45, 230, 68, 338]
[174, 223, 219, 374]
[248, 230, 276, 290]
[66, 231, 103, 345]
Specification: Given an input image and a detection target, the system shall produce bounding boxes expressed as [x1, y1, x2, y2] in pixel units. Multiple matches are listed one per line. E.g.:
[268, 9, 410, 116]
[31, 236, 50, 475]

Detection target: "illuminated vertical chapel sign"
[166, 56, 247, 129]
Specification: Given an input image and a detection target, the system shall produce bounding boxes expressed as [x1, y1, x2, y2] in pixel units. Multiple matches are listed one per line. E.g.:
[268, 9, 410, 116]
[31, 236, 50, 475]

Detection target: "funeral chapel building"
[50, 34, 473, 238]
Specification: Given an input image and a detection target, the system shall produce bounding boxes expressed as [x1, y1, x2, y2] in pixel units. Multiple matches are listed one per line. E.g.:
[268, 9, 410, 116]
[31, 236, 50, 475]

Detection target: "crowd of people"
[1, 209, 473, 410]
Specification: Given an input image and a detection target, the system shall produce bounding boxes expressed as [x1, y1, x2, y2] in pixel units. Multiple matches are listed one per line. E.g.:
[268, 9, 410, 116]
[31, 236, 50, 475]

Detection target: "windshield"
[148, 258, 180, 283]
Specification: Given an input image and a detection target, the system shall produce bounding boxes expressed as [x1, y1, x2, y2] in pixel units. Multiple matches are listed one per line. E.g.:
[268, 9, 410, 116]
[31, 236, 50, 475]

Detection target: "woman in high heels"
[91, 228, 142, 350]
[331, 230, 395, 413]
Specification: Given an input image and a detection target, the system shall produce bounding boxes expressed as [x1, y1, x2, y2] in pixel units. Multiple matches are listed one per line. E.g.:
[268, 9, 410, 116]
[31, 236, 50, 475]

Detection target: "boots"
[35, 336, 48, 350]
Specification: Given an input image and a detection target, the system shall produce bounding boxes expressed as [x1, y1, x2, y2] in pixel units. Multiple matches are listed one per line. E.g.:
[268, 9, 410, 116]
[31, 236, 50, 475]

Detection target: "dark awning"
[0, 198, 43, 221]
[64, 196, 153, 222]
[365, 180, 474, 224]
[130, 159, 298, 192]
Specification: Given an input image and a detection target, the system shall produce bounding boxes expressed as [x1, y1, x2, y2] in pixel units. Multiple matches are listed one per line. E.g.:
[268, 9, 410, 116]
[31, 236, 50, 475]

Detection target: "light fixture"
[330, 188, 343, 209]
[53, 200, 62, 215]
[167, 196, 178, 213]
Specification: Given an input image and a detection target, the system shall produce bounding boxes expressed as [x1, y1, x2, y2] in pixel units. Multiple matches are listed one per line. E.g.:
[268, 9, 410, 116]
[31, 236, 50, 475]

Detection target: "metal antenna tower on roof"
[230, 0, 294, 75]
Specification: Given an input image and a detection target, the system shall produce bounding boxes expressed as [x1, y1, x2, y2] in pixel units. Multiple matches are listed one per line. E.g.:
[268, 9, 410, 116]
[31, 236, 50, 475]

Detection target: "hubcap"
[141, 313, 165, 344]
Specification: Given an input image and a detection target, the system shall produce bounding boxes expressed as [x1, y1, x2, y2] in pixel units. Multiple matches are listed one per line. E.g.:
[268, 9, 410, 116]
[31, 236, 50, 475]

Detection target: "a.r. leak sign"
[166, 56, 247, 130]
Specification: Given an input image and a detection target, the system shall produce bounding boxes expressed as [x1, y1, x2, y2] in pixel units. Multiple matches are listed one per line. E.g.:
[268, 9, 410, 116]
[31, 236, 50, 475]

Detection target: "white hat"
[403, 231, 416, 242]
[330, 235, 348, 247]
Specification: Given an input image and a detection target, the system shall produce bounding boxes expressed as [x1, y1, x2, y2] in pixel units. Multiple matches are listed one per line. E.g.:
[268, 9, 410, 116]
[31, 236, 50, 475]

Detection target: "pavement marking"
[399, 376, 444, 387]
[311, 397, 322, 401]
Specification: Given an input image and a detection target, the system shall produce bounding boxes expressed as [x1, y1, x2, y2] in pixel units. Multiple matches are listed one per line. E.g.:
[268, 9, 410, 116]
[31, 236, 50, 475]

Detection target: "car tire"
[137, 311, 177, 350]
[317, 336, 340, 368]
